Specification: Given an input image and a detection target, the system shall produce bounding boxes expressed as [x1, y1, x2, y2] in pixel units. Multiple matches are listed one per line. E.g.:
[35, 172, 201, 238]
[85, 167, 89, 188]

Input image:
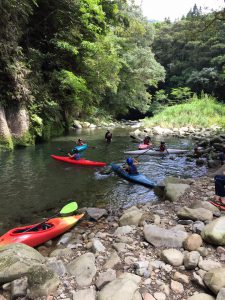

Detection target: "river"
[0, 127, 207, 234]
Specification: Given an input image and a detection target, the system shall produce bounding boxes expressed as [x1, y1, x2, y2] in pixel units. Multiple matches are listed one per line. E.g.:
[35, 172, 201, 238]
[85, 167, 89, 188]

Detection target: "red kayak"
[51, 155, 106, 167]
[138, 143, 152, 150]
[209, 201, 225, 211]
[0, 214, 84, 247]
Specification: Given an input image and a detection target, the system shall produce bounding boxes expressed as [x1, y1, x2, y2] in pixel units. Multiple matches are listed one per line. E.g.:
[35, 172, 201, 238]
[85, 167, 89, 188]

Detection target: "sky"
[136, 0, 224, 21]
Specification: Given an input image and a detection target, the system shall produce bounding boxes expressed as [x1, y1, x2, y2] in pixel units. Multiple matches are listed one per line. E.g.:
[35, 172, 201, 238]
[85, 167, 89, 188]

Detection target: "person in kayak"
[68, 149, 81, 160]
[214, 173, 225, 205]
[124, 157, 139, 175]
[76, 138, 84, 146]
[105, 130, 112, 143]
[143, 136, 151, 145]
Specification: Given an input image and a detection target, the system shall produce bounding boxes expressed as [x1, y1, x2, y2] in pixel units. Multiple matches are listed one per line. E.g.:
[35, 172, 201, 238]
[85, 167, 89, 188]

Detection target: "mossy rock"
[13, 131, 34, 147]
[41, 122, 64, 141]
[0, 135, 14, 151]
[0, 243, 59, 297]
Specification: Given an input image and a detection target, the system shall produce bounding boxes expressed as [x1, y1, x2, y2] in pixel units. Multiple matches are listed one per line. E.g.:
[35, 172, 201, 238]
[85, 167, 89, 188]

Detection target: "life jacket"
[74, 153, 80, 160]
[128, 164, 138, 175]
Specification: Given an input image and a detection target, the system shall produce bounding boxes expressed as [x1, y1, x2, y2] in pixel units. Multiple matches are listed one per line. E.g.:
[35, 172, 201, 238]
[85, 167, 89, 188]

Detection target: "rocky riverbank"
[1, 173, 225, 300]
[130, 127, 225, 169]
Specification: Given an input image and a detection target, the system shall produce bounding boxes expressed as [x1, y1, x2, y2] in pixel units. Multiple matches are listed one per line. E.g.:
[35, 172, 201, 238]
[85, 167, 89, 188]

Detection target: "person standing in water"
[105, 130, 112, 144]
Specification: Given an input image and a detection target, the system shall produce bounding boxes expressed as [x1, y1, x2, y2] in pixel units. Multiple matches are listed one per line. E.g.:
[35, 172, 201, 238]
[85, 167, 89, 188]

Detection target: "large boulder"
[0, 243, 59, 298]
[177, 207, 213, 222]
[97, 273, 141, 300]
[204, 268, 225, 294]
[201, 217, 225, 245]
[67, 253, 96, 287]
[144, 224, 188, 248]
[119, 206, 143, 226]
[165, 183, 190, 202]
[190, 200, 220, 216]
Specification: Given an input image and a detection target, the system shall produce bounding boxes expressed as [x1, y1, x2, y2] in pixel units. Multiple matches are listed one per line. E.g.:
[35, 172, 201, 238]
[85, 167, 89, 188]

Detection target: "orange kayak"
[0, 214, 84, 247]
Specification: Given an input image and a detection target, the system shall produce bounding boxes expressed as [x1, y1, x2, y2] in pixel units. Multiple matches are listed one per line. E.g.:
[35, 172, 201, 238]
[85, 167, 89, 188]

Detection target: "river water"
[0, 127, 207, 233]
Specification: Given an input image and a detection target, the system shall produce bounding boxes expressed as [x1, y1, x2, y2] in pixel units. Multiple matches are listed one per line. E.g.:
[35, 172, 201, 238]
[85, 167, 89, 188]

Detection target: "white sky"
[136, 0, 224, 21]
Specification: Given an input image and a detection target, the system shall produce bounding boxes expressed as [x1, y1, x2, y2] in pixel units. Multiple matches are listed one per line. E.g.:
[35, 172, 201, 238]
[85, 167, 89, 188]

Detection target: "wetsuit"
[127, 164, 138, 175]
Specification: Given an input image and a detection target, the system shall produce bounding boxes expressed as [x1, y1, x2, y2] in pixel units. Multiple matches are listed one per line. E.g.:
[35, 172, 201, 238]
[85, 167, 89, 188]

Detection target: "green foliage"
[170, 87, 192, 103]
[54, 70, 91, 113]
[144, 95, 225, 128]
[0, 0, 166, 147]
[153, 6, 225, 100]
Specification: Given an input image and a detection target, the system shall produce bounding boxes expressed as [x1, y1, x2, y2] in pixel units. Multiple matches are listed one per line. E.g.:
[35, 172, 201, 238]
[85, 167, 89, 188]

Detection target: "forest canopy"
[0, 0, 224, 144]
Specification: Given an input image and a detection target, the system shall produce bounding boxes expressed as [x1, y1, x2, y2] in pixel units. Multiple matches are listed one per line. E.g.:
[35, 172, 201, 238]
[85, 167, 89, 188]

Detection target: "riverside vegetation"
[0, 1, 225, 150]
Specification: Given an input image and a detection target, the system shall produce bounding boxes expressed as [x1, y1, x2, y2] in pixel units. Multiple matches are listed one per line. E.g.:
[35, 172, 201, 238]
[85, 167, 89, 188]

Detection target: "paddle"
[24, 202, 78, 233]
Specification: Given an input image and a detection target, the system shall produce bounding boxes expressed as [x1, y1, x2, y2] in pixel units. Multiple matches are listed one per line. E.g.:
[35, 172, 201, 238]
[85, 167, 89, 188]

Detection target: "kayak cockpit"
[12, 223, 53, 234]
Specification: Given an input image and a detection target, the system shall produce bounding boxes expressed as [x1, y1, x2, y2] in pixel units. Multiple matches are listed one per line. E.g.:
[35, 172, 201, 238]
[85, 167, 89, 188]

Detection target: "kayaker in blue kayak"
[68, 149, 81, 160]
[124, 157, 139, 175]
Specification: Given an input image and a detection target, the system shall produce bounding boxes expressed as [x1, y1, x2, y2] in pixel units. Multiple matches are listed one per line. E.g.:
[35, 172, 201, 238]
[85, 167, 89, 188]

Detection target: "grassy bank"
[144, 95, 225, 128]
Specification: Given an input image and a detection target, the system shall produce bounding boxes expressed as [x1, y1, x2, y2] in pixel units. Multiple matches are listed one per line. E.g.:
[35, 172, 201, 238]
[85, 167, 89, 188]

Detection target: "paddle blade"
[60, 202, 78, 215]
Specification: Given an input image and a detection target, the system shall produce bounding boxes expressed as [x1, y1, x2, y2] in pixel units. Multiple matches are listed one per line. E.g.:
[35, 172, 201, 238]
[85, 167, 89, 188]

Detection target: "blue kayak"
[73, 144, 88, 152]
[111, 163, 155, 188]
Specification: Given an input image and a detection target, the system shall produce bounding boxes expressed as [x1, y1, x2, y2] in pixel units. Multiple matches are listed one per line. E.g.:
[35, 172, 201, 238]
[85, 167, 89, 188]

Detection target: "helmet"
[78, 138, 82, 141]
[126, 157, 133, 166]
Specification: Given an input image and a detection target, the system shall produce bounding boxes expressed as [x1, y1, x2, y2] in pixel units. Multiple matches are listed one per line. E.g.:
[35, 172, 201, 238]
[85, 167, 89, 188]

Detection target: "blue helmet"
[126, 157, 133, 166]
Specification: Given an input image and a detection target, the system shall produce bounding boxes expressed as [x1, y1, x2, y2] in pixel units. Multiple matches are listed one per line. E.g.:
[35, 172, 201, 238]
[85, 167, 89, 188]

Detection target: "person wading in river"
[105, 130, 112, 144]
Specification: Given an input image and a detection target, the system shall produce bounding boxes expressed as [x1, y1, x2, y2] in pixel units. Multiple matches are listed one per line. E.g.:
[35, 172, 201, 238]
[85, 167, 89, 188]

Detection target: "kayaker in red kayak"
[68, 149, 81, 160]
[124, 157, 139, 175]
[143, 136, 151, 145]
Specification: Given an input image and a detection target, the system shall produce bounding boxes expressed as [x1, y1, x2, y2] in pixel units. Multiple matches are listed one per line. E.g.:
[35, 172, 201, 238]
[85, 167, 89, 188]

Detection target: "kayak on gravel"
[209, 200, 225, 211]
[111, 163, 155, 188]
[0, 214, 84, 247]
[138, 143, 152, 150]
[124, 148, 189, 156]
[51, 155, 106, 167]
